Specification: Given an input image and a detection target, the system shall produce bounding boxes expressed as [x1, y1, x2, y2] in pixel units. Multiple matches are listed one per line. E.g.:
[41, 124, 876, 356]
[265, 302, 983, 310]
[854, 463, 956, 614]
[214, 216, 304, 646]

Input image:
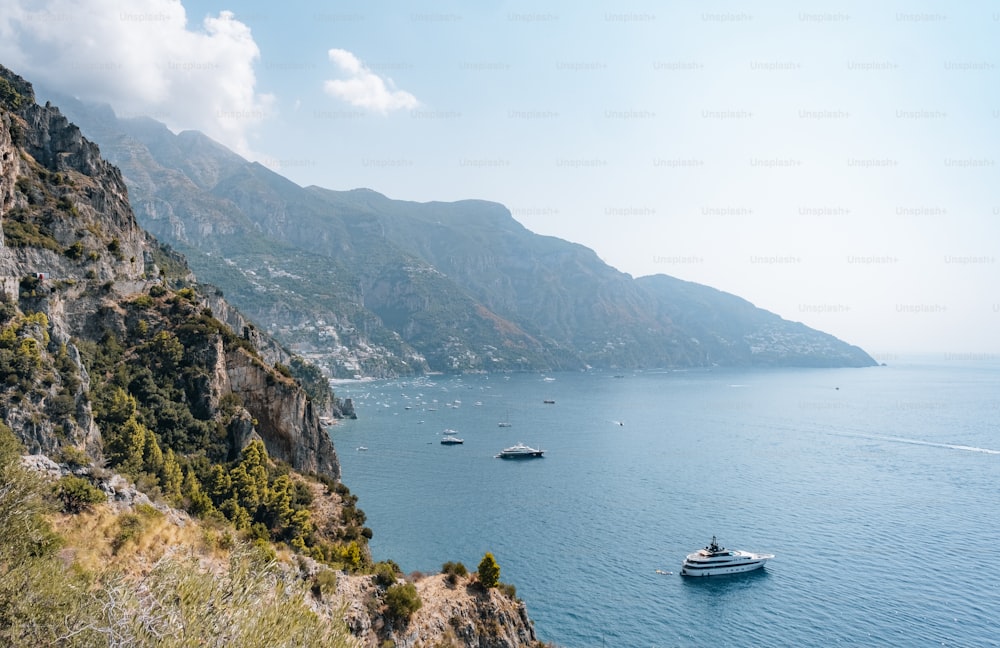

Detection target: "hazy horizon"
[3, 1, 997, 358]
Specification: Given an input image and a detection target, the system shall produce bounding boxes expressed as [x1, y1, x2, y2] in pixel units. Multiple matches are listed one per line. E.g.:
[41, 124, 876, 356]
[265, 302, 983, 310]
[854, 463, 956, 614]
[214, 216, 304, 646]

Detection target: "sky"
[1, 0, 998, 359]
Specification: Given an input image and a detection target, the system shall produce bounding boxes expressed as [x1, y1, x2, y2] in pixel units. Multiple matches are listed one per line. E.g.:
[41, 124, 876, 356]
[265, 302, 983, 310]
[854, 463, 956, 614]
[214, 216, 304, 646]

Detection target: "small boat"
[498, 410, 512, 427]
[542, 400, 555, 404]
[356, 446, 368, 451]
[440, 435, 464, 445]
[495, 442, 544, 459]
[680, 536, 774, 577]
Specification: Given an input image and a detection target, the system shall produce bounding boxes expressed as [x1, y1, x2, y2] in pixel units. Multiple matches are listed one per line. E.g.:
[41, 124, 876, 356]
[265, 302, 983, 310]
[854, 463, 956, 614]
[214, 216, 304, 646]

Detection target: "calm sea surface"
[330, 361, 1000, 647]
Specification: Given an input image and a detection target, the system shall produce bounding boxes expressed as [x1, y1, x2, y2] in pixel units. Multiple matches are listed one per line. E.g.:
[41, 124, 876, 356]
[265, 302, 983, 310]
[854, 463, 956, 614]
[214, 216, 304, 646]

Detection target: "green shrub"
[374, 561, 399, 588]
[442, 560, 467, 585]
[111, 513, 144, 553]
[64, 241, 84, 259]
[132, 294, 154, 309]
[384, 582, 422, 623]
[54, 445, 90, 468]
[53, 475, 106, 513]
[313, 569, 338, 600]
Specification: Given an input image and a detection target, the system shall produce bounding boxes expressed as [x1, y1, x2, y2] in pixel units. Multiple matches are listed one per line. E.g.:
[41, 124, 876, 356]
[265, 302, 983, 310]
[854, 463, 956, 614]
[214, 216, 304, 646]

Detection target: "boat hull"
[496, 451, 543, 459]
[680, 559, 769, 577]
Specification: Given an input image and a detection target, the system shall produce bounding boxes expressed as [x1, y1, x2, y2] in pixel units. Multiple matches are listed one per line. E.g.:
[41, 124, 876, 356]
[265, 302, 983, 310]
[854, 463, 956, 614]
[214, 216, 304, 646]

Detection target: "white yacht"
[680, 537, 774, 577]
[440, 435, 464, 445]
[495, 442, 544, 459]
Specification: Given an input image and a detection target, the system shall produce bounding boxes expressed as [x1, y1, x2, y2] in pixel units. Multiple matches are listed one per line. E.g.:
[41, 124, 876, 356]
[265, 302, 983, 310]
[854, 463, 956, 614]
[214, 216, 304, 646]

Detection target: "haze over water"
[332, 361, 1000, 647]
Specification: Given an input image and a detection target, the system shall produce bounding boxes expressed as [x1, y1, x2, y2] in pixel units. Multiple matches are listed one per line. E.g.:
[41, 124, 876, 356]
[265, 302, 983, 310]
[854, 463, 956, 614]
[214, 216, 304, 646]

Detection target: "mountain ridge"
[41, 88, 877, 376]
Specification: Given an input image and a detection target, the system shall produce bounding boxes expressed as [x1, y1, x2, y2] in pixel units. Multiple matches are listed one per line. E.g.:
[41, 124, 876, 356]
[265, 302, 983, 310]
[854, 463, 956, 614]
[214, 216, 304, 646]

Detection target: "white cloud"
[323, 48, 418, 113]
[0, 0, 272, 157]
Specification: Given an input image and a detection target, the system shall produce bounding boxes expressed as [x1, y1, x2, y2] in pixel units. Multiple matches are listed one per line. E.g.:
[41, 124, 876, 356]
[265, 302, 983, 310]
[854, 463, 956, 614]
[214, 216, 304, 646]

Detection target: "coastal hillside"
[0, 64, 542, 647]
[43, 92, 877, 377]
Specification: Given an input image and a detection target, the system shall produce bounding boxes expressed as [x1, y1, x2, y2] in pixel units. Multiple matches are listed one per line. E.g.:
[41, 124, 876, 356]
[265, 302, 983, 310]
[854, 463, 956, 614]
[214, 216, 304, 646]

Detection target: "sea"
[329, 359, 1000, 647]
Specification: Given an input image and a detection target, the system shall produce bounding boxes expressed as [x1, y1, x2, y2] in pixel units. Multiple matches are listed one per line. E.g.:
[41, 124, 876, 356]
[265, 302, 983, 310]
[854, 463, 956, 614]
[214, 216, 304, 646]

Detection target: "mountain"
[43, 91, 877, 378]
[1, 66, 540, 647]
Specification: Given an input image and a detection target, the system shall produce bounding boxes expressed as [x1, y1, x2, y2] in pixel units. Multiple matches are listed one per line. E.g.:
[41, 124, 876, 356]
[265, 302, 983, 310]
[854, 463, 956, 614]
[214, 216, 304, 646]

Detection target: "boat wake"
[874, 435, 1000, 455]
[838, 431, 1000, 455]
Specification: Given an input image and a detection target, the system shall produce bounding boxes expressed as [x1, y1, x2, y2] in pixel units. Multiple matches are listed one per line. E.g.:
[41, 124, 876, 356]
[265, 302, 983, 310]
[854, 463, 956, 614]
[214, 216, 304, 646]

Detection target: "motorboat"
[680, 536, 773, 576]
[440, 435, 464, 445]
[495, 442, 544, 459]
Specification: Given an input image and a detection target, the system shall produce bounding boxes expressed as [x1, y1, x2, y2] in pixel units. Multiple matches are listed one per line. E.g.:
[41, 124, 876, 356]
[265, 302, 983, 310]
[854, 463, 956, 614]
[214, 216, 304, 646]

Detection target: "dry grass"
[50, 503, 226, 577]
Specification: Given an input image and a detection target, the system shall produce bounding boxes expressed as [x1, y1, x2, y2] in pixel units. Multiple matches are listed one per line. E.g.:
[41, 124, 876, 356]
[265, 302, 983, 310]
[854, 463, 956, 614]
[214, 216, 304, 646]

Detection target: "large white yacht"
[495, 442, 544, 459]
[680, 537, 774, 577]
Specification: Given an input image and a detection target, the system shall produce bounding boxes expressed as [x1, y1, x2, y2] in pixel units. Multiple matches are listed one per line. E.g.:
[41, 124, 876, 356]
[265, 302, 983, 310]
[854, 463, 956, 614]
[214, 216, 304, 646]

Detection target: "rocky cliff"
[0, 62, 340, 476]
[336, 572, 539, 648]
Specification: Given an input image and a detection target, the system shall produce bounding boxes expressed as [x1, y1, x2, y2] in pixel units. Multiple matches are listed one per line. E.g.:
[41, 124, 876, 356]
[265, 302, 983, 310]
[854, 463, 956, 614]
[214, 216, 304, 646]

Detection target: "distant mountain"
[46, 92, 877, 376]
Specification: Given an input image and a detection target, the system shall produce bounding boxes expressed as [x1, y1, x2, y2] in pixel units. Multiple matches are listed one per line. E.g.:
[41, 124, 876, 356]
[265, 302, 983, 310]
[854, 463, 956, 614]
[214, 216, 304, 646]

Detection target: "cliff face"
[0, 63, 340, 478]
[225, 347, 339, 478]
[336, 573, 538, 648]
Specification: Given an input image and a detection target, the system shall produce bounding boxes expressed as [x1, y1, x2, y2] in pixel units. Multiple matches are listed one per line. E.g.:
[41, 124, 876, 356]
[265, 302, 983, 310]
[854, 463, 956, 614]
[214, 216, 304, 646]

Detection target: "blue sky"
[2, 0, 998, 357]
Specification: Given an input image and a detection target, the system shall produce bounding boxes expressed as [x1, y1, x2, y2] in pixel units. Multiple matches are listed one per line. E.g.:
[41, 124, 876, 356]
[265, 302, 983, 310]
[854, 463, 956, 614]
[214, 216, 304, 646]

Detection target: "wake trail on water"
[757, 418, 1000, 456]
[828, 429, 1000, 455]
[867, 434, 1000, 455]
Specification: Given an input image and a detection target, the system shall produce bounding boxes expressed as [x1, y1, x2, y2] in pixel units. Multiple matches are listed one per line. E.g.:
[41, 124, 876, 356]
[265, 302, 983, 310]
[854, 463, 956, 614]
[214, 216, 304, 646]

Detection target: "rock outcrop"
[225, 347, 339, 478]
[335, 573, 539, 648]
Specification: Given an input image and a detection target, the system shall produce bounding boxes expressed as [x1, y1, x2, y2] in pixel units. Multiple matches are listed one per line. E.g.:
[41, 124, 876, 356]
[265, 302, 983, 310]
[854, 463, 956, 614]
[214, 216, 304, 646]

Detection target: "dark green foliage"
[3, 215, 62, 251]
[312, 569, 338, 600]
[477, 552, 500, 589]
[46, 392, 75, 418]
[374, 561, 399, 588]
[132, 294, 154, 309]
[64, 241, 84, 259]
[53, 475, 105, 513]
[442, 561, 468, 585]
[383, 582, 422, 623]
[56, 195, 78, 216]
[107, 236, 122, 259]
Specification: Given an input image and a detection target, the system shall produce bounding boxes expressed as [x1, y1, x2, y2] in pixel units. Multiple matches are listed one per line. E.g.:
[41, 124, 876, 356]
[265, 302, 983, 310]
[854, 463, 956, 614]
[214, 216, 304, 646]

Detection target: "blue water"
[330, 362, 1000, 647]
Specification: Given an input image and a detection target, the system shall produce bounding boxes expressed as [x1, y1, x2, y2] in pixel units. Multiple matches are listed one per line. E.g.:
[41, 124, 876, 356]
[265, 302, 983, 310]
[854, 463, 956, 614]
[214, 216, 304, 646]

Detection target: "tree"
[477, 552, 500, 589]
